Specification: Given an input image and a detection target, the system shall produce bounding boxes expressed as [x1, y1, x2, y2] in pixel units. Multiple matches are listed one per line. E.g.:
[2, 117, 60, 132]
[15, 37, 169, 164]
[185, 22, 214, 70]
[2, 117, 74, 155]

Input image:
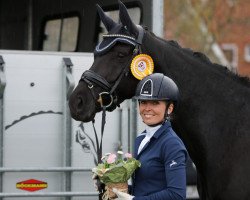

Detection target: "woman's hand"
[113, 188, 134, 200]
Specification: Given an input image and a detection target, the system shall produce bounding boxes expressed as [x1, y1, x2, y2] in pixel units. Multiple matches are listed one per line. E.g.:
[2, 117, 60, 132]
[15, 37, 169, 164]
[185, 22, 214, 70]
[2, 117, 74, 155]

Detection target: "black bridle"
[80, 26, 144, 110]
[80, 64, 130, 110]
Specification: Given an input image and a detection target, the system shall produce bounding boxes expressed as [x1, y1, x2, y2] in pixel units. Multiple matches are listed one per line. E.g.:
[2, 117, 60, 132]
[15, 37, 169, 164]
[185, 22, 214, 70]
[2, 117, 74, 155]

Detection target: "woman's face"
[139, 100, 167, 126]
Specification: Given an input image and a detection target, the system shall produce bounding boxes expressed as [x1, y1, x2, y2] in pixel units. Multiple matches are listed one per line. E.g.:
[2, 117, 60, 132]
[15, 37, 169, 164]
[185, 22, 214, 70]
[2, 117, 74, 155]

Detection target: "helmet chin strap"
[147, 121, 165, 127]
[164, 101, 172, 121]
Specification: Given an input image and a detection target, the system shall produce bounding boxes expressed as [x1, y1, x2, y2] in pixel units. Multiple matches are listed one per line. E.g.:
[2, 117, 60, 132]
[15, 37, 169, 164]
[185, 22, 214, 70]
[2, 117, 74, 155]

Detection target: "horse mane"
[150, 31, 250, 87]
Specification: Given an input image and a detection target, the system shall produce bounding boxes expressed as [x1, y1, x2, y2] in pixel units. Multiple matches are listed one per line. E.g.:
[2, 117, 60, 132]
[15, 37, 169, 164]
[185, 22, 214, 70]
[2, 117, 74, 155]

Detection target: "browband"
[102, 25, 144, 45]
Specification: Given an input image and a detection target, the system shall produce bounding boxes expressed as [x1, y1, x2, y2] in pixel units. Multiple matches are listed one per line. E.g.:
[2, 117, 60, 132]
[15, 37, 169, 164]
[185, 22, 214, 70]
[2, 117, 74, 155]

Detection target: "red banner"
[16, 179, 47, 192]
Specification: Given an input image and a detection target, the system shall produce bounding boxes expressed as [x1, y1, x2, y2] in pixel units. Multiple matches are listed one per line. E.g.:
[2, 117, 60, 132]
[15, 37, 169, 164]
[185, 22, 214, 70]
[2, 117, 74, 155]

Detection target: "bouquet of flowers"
[92, 151, 141, 200]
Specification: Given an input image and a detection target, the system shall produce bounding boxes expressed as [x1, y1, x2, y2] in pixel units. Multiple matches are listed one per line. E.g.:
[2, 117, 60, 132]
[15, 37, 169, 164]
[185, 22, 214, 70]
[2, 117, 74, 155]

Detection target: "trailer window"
[98, 7, 141, 42]
[43, 16, 79, 51]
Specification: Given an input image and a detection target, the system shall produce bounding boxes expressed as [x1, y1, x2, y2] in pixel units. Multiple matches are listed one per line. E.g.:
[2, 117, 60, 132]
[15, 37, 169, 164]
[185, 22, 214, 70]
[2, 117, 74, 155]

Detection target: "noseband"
[80, 64, 130, 109]
[80, 70, 115, 108]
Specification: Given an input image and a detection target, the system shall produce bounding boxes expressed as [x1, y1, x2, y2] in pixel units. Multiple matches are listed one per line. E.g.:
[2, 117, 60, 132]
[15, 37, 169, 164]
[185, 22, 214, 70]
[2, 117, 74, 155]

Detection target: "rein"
[81, 51, 136, 161]
[81, 55, 135, 197]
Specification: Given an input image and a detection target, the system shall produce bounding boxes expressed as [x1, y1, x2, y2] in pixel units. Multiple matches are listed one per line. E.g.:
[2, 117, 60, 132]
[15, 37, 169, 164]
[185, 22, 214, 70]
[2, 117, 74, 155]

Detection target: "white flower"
[117, 151, 124, 155]
[92, 167, 98, 173]
[101, 153, 111, 161]
[101, 156, 106, 161]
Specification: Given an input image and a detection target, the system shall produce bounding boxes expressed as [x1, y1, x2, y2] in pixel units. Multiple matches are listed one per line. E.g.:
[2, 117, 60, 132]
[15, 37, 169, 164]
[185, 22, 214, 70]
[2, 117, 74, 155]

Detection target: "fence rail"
[0, 167, 94, 198]
[0, 167, 91, 172]
[0, 192, 98, 198]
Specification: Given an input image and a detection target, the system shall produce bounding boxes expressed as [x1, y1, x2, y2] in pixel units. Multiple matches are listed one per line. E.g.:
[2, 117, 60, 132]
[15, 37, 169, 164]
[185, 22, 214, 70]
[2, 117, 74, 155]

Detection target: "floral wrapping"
[92, 151, 141, 199]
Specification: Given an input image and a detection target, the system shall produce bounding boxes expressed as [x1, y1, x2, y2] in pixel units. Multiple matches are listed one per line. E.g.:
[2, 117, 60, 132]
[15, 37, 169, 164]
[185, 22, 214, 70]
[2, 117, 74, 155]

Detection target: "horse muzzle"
[68, 83, 97, 122]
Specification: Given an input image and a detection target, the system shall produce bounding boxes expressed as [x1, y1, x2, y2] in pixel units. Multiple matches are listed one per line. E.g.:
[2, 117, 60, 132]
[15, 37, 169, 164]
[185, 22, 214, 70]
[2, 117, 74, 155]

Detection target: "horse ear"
[96, 4, 117, 32]
[118, 0, 139, 37]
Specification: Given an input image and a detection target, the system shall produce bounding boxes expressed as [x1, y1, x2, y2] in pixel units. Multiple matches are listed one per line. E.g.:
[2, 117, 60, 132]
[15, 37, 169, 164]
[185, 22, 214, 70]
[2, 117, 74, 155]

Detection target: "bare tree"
[164, 0, 240, 69]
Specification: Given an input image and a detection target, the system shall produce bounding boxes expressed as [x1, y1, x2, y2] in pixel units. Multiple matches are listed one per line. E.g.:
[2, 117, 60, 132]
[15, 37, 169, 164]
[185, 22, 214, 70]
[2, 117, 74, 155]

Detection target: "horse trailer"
[0, 0, 199, 199]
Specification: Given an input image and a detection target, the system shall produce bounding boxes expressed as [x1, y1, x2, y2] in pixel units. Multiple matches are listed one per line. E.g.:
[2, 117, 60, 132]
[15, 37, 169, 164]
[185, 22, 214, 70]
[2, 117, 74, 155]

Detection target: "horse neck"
[141, 31, 250, 107]
[142, 32, 219, 88]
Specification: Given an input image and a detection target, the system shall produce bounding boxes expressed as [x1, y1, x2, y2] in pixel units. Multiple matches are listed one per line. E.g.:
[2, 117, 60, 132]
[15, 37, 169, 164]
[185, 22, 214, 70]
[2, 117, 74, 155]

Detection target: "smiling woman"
[112, 73, 188, 200]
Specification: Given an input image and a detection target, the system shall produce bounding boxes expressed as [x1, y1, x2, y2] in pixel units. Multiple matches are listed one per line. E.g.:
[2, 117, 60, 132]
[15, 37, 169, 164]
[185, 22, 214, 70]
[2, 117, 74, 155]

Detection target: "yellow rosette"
[130, 54, 154, 80]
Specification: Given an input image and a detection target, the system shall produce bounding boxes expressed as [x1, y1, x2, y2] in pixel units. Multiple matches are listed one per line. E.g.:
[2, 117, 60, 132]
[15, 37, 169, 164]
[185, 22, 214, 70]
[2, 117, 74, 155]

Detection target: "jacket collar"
[151, 120, 171, 139]
[135, 121, 171, 157]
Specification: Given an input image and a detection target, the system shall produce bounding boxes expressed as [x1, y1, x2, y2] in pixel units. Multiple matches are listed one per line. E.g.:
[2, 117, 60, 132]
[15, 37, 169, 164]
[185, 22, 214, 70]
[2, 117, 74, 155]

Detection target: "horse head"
[69, 1, 144, 122]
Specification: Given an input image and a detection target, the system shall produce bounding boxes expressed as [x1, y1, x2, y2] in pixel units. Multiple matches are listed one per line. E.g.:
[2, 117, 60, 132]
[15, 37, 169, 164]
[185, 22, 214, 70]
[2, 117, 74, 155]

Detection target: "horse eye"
[117, 52, 125, 58]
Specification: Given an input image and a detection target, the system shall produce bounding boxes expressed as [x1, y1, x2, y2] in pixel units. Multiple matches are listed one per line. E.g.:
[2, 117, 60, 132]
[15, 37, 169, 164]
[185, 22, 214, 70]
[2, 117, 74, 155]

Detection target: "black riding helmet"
[134, 73, 179, 103]
[134, 73, 179, 123]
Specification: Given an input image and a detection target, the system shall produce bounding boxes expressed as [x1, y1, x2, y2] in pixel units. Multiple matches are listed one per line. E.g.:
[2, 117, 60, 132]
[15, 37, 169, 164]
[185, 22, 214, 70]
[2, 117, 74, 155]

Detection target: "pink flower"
[125, 153, 132, 159]
[107, 154, 116, 164]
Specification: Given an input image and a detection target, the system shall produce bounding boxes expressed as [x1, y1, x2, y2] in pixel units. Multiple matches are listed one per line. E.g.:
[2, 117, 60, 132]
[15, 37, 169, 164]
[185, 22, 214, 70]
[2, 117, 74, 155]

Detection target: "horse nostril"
[77, 97, 83, 110]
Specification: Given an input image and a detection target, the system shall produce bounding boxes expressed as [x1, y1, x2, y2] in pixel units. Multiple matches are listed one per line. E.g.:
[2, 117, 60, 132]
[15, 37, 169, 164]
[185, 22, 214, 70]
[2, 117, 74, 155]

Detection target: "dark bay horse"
[69, 1, 250, 200]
